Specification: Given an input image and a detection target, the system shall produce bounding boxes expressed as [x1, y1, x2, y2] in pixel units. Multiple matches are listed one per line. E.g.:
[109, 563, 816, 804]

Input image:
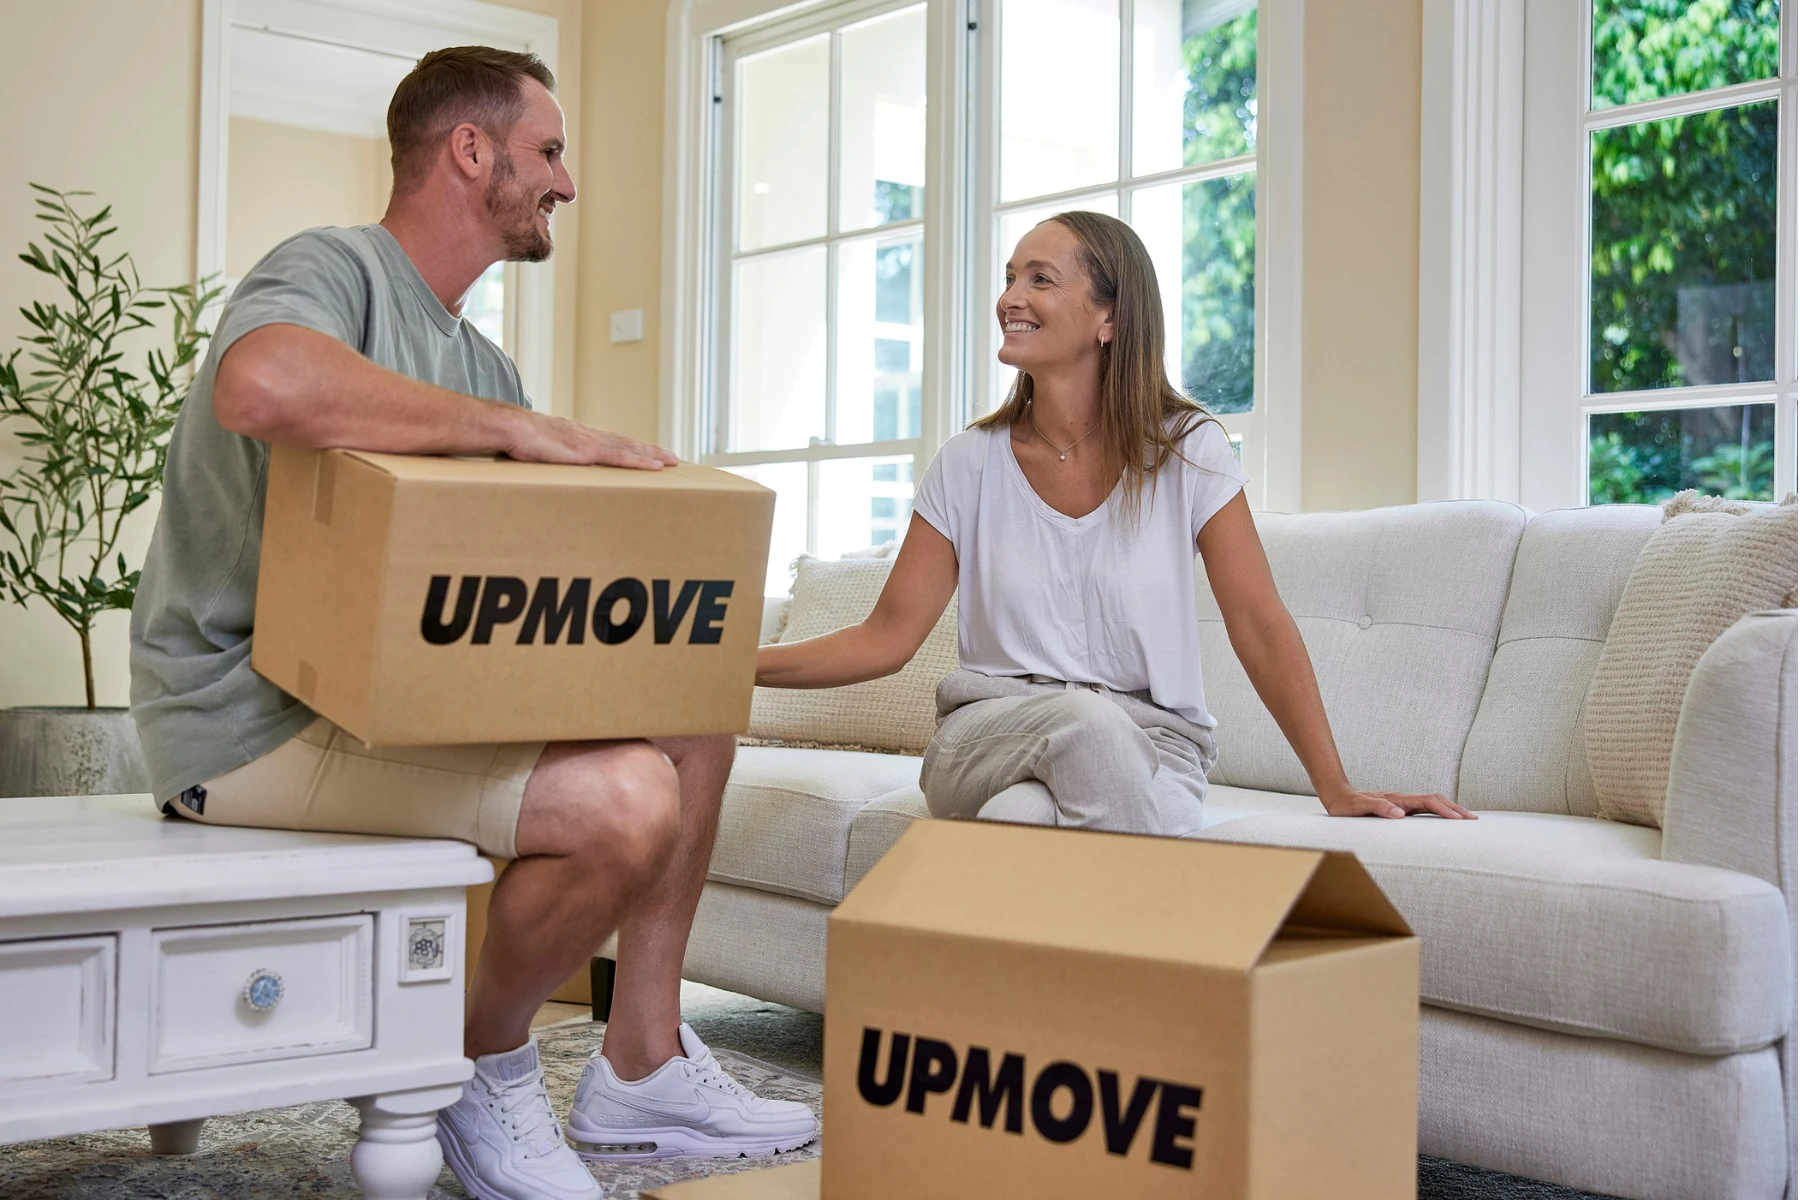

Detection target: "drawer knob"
[243, 969, 284, 1013]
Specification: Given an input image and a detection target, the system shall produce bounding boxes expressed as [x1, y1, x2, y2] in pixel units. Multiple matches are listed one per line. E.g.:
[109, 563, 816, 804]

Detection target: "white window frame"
[1422, 0, 1798, 510]
[700, 0, 938, 554]
[966, 0, 1300, 511]
[664, 0, 1301, 514]
[197, 0, 561, 413]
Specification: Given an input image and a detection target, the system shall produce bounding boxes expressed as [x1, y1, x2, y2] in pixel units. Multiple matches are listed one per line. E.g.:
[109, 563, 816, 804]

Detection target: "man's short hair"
[387, 46, 556, 191]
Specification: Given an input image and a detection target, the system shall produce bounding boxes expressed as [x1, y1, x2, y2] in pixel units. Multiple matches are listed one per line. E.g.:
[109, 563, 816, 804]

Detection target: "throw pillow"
[748, 554, 959, 754]
[1584, 495, 1797, 827]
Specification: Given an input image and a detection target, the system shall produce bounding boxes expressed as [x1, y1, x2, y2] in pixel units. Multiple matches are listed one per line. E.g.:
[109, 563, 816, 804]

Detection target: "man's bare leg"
[598, 733, 736, 1079]
[464, 739, 681, 1060]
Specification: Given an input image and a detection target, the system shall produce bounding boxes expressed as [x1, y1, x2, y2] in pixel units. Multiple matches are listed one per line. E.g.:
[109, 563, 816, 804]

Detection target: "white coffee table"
[0, 794, 492, 1199]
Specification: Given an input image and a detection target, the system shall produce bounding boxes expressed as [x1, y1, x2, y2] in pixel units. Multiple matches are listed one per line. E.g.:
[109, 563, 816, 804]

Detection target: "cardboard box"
[822, 820, 1419, 1200]
[644, 1161, 819, 1199]
[253, 446, 774, 745]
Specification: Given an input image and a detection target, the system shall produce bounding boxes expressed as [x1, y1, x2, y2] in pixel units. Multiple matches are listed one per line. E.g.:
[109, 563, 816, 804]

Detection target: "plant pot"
[0, 707, 151, 798]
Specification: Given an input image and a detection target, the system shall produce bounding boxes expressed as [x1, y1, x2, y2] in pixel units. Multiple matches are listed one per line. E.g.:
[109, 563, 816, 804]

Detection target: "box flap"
[1279, 849, 1413, 939]
[337, 449, 766, 494]
[834, 820, 1334, 973]
[644, 1160, 819, 1199]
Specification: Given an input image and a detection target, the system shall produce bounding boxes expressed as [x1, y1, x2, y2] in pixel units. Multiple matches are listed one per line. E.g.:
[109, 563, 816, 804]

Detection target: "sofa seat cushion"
[710, 746, 922, 904]
[1198, 784, 1328, 827]
[1200, 809, 1793, 1056]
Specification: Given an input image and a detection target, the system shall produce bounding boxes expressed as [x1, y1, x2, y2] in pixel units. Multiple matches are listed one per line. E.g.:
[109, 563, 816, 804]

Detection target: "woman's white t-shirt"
[911, 418, 1248, 728]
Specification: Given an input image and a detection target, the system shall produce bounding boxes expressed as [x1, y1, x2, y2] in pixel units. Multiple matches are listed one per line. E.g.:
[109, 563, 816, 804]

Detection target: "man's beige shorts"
[169, 716, 544, 859]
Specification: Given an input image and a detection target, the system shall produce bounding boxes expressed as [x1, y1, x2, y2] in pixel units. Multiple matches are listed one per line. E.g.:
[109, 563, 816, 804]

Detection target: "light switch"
[609, 309, 644, 344]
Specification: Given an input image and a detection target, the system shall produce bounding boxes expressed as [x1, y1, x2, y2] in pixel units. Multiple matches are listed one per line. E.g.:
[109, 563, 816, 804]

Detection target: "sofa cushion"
[1457, 506, 1660, 817]
[709, 746, 922, 904]
[748, 555, 959, 754]
[1196, 501, 1527, 800]
[1200, 808, 1794, 1056]
[1586, 502, 1798, 828]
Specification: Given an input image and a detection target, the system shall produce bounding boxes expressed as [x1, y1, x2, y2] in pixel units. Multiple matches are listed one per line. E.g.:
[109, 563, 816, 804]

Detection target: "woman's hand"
[753, 515, 958, 689]
[1319, 786, 1477, 820]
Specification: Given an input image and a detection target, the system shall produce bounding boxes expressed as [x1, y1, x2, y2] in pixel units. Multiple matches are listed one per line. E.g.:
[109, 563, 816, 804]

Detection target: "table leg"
[148, 1118, 204, 1155]
[348, 1085, 462, 1200]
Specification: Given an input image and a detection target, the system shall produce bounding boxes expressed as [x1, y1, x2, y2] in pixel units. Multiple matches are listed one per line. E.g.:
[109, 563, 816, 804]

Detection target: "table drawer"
[150, 914, 373, 1074]
[0, 934, 115, 1088]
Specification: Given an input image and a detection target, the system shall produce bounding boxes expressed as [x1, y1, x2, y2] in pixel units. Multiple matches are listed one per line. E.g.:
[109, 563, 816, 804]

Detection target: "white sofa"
[628, 500, 1799, 1200]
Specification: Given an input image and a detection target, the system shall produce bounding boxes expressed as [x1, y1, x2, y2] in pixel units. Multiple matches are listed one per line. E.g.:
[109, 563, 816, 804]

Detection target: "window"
[975, 0, 1261, 455]
[1520, 0, 1796, 508]
[464, 261, 509, 351]
[709, 4, 929, 594]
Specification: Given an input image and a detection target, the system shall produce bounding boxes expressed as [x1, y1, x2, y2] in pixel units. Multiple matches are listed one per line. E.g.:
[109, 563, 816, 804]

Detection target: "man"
[130, 46, 816, 1200]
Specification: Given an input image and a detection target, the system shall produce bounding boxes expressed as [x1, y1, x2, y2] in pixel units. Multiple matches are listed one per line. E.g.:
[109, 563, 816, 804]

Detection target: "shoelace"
[486, 1071, 564, 1156]
[683, 1049, 753, 1102]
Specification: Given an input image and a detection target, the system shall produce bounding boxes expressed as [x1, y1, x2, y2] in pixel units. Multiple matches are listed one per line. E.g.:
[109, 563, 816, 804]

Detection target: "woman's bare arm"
[755, 513, 958, 689]
[1196, 492, 1474, 819]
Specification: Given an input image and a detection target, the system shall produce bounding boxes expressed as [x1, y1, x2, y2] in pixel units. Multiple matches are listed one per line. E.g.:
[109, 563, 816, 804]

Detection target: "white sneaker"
[566, 1024, 819, 1160]
[436, 1038, 601, 1200]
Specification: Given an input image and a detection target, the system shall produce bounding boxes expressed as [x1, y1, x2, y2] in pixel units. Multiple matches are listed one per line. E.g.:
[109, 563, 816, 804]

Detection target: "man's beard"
[485, 146, 554, 263]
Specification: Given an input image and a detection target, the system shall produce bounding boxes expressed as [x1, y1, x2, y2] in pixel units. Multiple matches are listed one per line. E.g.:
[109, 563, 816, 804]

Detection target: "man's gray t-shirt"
[130, 224, 528, 802]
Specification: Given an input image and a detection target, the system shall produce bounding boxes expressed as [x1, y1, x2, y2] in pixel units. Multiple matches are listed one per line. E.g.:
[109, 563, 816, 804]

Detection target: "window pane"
[840, 6, 928, 233]
[738, 35, 829, 251]
[989, 195, 1121, 412]
[1133, 0, 1256, 176]
[818, 456, 916, 558]
[732, 248, 827, 451]
[463, 261, 506, 349]
[1132, 172, 1255, 413]
[725, 462, 808, 597]
[837, 233, 924, 445]
[1592, 0, 1780, 111]
[1590, 100, 1778, 394]
[1000, 0, 1120, 202]
[1588, 403, 1776, 503]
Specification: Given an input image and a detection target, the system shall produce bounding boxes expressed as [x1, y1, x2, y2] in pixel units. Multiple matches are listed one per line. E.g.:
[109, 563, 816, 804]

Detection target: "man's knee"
[538, 742, 680, 872]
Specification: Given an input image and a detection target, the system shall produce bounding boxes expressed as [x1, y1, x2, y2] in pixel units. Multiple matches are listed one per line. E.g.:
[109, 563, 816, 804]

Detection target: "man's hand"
[503, 411, 679, 470]
[1319, 786, 1477, 819]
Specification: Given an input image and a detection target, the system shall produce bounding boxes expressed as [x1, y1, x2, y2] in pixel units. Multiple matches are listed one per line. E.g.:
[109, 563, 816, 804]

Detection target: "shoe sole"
[565, 1113, 819, 1161]
[437, 1122, 599, 1200]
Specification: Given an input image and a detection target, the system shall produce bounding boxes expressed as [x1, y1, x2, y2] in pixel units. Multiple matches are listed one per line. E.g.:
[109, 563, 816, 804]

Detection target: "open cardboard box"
[653, 820, 1419, 1200]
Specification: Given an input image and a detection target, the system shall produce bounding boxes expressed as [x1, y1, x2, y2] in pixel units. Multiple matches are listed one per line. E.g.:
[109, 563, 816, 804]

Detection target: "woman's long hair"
[973, 210, 1213, 522]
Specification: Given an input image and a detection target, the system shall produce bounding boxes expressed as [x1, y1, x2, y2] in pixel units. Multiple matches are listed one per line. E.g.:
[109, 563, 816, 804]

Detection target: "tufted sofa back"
[1456, 505, 1661, 815]
[1195, 501, 1529, 802]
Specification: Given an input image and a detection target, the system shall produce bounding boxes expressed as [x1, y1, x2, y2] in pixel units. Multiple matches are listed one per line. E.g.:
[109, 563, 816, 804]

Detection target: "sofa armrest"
[1661, 610, 1798, 920]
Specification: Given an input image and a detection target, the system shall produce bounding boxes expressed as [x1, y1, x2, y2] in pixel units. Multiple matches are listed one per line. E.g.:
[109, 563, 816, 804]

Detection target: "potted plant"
[0, 185, 217, 797]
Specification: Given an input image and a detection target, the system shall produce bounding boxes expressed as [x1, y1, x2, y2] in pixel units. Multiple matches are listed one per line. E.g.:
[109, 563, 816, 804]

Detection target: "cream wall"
[1297, 0, 1423, 511]
[571, 0, 669, 441]
[227, 118, 392, 277]
[0, 1, 201, 710]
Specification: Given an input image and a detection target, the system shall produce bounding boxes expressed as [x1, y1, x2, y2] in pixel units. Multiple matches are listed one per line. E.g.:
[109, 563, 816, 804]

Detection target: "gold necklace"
[1028, 403, 1100, 462]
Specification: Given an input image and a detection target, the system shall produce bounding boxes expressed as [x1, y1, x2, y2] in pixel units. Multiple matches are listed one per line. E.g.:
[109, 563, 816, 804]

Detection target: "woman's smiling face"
[996, 220, 1114, 375]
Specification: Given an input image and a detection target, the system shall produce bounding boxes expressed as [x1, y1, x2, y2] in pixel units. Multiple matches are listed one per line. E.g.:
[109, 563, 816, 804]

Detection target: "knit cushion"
[1585, 495, 1798, 828]
[748, 555, 959, 754]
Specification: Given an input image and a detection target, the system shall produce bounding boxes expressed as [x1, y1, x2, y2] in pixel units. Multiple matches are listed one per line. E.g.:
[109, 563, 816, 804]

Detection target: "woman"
[756, 212, 1474, 832]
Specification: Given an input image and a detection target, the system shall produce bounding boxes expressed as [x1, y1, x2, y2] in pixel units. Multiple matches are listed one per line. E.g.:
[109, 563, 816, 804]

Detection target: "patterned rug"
[0, 1018, 819, 1199]
[0, 1003, 1622, 1200]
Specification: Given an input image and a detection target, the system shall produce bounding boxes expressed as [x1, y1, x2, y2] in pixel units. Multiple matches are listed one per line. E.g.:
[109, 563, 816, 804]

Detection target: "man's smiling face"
[485, 78, 575, 263]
